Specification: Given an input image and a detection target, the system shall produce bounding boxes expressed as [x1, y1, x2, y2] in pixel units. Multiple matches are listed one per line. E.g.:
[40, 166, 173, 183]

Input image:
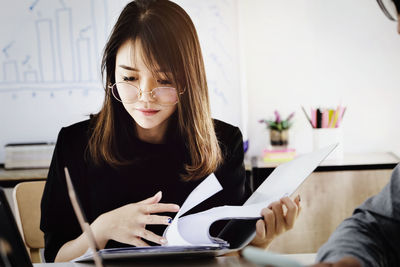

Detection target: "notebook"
[0, 187, 33, 267]
[67, 143, 338, 262]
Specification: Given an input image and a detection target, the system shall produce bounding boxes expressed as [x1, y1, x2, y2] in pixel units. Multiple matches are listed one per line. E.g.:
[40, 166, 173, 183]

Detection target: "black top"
[40, 117, 251, 262]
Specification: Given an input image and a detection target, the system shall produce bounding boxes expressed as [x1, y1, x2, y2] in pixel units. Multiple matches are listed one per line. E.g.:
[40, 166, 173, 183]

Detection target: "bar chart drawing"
[3, 60, 19, 83]
[36, 19, 57, 82]
[56, 8, 75, 82]
[0, 0, 112, 93]
[76, 37, 92, 82]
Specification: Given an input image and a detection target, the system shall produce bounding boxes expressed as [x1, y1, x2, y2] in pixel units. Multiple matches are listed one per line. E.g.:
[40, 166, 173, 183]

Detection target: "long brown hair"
[88, 0, 222, 181]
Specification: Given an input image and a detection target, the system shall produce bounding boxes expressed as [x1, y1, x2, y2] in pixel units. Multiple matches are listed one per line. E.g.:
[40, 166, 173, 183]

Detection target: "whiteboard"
[0, 0, 243, 162]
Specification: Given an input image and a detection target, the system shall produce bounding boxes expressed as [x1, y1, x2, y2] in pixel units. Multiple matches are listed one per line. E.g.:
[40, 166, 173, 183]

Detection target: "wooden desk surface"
[0, 168, 48, 187]
[32, 254, 316, 266]
[33, 256, 258, 267]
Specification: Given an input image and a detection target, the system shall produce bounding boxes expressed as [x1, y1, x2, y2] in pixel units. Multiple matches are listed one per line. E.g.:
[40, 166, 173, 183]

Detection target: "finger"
[280, 197, 298, 230]
[134, 228, 167, 245]
[140, 214, 173, 225]
[255, 219, 266, 239]
[138, 191, 162, 205]
[130, 237, 150, 247]
[270, 201, 285, 234]
[141, 203, 180, 214]
[261, 207, 275, 240]
[294, 195, 302, 219]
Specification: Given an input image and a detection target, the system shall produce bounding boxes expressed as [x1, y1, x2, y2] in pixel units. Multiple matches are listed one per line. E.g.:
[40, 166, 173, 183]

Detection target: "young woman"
[40, 0, 301, 262]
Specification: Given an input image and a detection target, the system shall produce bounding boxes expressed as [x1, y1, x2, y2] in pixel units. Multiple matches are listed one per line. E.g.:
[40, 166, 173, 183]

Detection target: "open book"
[72, 143, 337, 261]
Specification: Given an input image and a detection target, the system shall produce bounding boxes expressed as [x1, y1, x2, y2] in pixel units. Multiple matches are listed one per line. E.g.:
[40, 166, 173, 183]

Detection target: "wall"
[238, 0, 400, 157]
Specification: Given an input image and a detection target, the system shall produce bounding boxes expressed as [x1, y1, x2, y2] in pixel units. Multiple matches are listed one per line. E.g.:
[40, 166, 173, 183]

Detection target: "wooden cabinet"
[250, 152, 399, 253]
[268, 169, 391, 253]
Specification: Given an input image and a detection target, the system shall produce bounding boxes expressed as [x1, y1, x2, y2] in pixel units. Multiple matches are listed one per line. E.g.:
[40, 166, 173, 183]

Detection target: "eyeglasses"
[377, 0, 398, 21]
[109, 82, 183, 106]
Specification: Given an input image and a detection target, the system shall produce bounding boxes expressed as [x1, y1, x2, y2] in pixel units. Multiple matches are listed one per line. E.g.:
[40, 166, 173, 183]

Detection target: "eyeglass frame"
[376, 0, 398, 21]
[108, 81, 185, 106]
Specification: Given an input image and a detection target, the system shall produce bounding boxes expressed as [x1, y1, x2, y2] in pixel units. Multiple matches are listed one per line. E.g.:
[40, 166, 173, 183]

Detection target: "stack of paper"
[262, 148, 296, 163]
[4, 143, 55, 169]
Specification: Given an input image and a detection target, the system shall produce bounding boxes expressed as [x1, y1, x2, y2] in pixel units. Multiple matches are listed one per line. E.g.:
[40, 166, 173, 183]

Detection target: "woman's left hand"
[250, 195, 301, 249]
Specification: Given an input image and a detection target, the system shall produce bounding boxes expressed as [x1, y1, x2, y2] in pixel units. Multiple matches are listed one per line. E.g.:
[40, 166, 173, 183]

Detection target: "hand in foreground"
[92, 191, 179, 248]
[250, 195, 301, 249]
[312, 257, 362, 267]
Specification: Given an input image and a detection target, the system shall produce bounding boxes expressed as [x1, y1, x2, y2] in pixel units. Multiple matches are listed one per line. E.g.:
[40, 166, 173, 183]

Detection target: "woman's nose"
[138, 79, 156, 102]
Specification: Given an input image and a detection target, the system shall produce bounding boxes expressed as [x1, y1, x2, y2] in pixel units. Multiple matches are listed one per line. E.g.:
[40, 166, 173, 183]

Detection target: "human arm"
[250, 195, 301, 249]
[315, 165, 400, 267]
[54, 191, 179, 262]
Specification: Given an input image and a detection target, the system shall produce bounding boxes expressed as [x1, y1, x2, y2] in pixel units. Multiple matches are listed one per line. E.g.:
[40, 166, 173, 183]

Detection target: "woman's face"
[114, 40, 178, 139]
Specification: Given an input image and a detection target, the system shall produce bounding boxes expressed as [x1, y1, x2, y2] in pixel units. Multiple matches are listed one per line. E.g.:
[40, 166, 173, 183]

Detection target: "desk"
[32, 256, 258, 267]
[32, 254, 316, 266]
[0, 168, 48, 187]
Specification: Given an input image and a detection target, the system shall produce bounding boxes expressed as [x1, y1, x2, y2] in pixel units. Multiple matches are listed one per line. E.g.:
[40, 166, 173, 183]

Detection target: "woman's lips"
[137, 108, 160, 116]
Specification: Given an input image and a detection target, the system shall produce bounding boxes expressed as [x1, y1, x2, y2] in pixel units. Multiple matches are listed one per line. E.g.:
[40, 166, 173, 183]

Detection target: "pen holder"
[313, 128, 343, 160]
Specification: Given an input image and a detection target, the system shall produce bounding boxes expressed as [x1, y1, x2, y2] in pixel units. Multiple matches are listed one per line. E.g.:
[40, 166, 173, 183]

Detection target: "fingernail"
[174, 205, 180, 210]
[166, 218, 172, 224]
[160, 238, 167, 244]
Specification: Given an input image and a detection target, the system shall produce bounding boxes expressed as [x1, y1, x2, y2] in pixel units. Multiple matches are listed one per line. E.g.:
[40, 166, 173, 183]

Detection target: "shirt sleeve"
[40, 128, 82, 262]
[316, 164, 400, 267]
[214, 125, 252, 205]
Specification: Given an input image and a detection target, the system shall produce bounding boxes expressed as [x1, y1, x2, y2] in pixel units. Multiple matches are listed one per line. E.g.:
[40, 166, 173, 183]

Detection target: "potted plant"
[259, 111, 295, 147]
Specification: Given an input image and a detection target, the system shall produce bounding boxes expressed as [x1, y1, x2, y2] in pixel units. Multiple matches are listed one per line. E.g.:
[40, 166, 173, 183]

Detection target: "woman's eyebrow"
[118, 65, 168, 73]
[118, 65, 138, 71]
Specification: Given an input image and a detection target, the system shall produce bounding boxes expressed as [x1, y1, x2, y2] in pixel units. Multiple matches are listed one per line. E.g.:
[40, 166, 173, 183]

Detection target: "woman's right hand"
[92, 191, 179, 248]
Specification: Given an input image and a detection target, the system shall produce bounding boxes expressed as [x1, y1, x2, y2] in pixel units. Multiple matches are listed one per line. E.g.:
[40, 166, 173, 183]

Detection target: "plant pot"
[270, 129, 288, 147]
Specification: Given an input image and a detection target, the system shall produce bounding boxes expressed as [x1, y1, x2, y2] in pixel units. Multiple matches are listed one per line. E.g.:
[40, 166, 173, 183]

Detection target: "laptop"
[0, 187, 33, 267]
[66, 143, 337, 263]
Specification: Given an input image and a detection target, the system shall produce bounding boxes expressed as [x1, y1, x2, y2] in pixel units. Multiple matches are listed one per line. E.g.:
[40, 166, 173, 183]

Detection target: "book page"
[163, 173, 223, 246]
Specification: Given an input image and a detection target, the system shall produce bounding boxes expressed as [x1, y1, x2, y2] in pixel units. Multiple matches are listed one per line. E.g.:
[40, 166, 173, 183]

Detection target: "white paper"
[177, 202, 266, 244]
[245, 144, 337, 205]
[163, 173, 223, 246]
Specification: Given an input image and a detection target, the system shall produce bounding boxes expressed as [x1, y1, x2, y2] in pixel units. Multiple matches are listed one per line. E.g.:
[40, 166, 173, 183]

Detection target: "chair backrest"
[13, 181, 46, 263]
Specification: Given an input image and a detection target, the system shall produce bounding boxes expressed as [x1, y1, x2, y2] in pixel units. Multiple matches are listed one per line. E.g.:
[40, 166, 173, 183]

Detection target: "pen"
[301, 106, 313, 128]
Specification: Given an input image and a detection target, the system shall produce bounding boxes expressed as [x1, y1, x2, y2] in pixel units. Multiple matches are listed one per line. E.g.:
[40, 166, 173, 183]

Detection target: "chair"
[13, 181, 46, 263]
